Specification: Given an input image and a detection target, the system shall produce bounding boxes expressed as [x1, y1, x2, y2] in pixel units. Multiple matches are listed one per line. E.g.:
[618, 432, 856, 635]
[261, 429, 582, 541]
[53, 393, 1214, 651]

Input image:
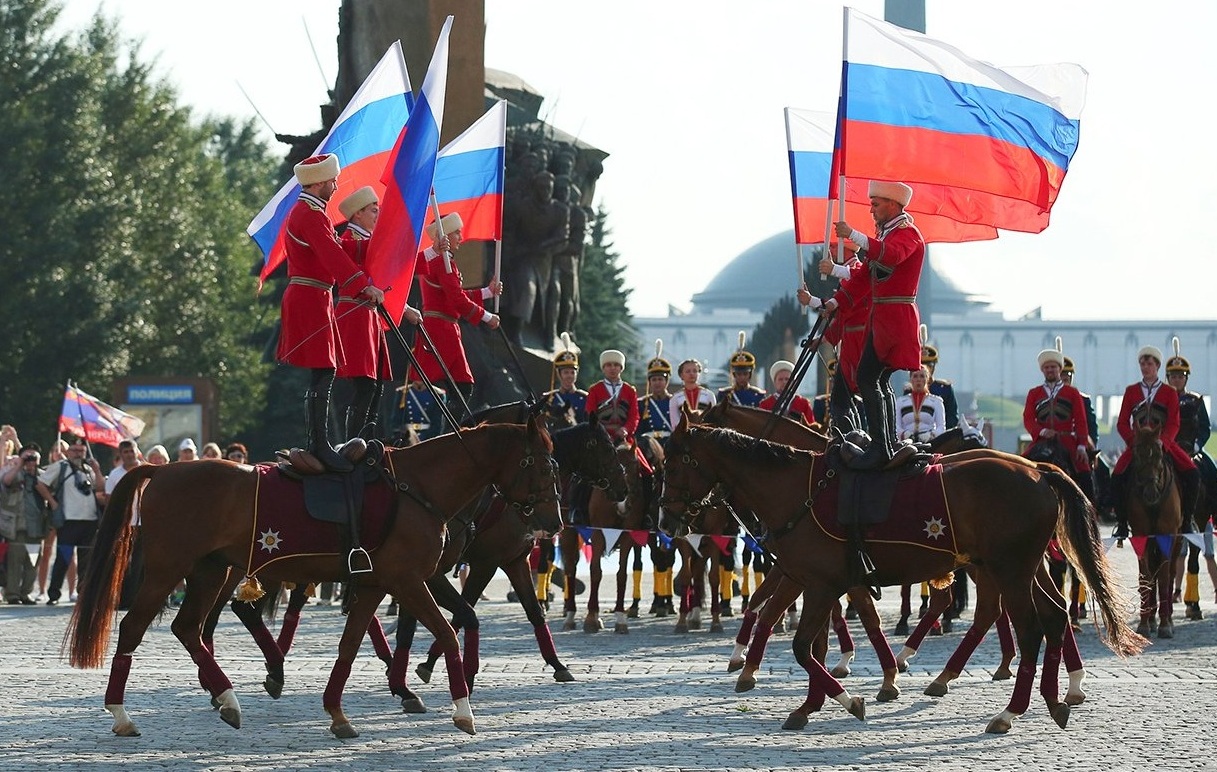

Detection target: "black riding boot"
[848, 390, 893, 470]
[307, 372, 353, 473]
[1110, 471, 1129, 539]
[828, 370, 858, 435]
[1180, 467, 1201, 533]
[347, 377, 383, 441]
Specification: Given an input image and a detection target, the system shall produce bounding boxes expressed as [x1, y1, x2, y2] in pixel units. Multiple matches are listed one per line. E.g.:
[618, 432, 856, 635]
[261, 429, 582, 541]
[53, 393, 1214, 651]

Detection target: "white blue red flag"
[426, 99, 507, 243]
[365, 16, 452, 323]
[785, 107, 997, 244]
[247, 42, 413, 285]
[835, 8, 1087, 233]
[58, 383, 146, 448]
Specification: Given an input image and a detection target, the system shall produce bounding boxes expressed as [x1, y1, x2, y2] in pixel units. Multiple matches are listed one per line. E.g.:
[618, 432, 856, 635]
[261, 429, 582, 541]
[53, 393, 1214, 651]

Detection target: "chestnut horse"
[1124, 402, 1184, 638]
[660, 423, 1144, 734]
[66, 418, 559, 739]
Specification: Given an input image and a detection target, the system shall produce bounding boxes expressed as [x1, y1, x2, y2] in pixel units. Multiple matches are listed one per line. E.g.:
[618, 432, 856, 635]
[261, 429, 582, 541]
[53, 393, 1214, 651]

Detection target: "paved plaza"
[2, 542, 1215, 771]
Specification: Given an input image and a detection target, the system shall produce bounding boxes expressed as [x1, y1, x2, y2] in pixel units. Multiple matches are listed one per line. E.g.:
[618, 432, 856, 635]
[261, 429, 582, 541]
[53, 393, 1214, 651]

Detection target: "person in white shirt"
[895, 366, 946, 443]
[668, 358, 716, 429]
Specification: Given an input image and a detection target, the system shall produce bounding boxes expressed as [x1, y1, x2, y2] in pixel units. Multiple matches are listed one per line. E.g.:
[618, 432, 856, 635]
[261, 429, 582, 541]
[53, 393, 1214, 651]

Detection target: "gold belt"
[336, 296, 373, 306]
[423, 310, 458, 323]
[288, 276, 333, 291]
[873, 295, 917, 304]
[844, 325, 865, 332]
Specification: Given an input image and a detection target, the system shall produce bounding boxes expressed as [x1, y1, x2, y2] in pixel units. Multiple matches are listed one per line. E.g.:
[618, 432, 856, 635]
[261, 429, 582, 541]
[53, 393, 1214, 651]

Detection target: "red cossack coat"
[1022, 383, 1091, 474]
[830, 259, 873, 392]
[861, 221, 924, 372]
[1113, 381, 1197, 474]
[409, 251, 486, 385]
[335, 226, 392, 380]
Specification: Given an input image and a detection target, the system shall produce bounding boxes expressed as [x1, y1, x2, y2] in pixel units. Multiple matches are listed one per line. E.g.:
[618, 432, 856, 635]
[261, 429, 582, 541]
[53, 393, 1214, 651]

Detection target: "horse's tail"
[1041, 464, 1147, 657]
[65, 464, 158, 669]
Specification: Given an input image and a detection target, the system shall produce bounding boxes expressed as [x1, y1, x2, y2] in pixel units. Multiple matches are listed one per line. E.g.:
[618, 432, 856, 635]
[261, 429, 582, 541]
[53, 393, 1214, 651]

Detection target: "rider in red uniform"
[759, 360, 816, 425]
[1022, 345, 1093, 500]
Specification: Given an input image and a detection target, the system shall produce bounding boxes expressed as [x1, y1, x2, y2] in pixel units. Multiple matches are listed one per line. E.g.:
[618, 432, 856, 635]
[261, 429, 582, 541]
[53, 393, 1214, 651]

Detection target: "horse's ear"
[589, 410, 599, 427]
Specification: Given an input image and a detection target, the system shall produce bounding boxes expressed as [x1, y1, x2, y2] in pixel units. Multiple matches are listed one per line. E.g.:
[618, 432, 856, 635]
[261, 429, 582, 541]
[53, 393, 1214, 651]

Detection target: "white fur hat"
[1037, 349, 1064, 368]
[769, 360, 795, 381]
[424, 212, 464, 241]
[600, 349, 626, 367]
[338, 186, 378, 219]
[1137, 345, 1163, 364]
[868, 180, 913, 207]
[293, 153, 340, 186]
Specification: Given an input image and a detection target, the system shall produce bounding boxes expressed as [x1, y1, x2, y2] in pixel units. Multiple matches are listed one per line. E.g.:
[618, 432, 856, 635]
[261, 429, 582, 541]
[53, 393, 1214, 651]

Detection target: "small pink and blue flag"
[247, 42, 413, 285]
[365, 16, 453, 323]
[58, 382, 146, 448]
[836, 8, 1087, 233]
[425, 99, 507, 243]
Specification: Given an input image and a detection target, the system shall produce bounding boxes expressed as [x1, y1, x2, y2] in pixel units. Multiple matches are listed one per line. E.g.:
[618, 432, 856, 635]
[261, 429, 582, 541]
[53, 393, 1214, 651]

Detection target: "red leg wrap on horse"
[533, 623, 559, 662]
[1006, 660, 1038, 715]
[1040, 642, 1062, 699]
[250, 624, 285, 667]
[745, 623, 773, 669]
[736, 607, 758, 647]
[944, 626, 986, 673]
[462, 628, 480, 684]
[367, 618, 392, 662]
[863, 620, 895, 670]
[807, 658, 845, 699]
[996, 611, 1015, 658]
[1062, 624, 1083, 672]
[444, 647, 471, 701]
[276, 611, 301, 655]
[834, 614, 856, 654]
[323, 659, 352, 710]
[800, 688, 827, 713]
[388, 647, 410, 694]
[192, 648, 232, 697]
[105, 653, 134, 705]
[904, 604, 940, 649]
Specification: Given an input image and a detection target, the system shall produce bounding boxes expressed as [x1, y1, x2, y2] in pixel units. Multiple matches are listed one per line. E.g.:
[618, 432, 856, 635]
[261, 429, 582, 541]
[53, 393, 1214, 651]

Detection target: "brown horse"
[1124, 402, 1184, 638]
[660, 423, 1144, 734]
[66, 417, 560, 739]
[560, 439, 653, 633]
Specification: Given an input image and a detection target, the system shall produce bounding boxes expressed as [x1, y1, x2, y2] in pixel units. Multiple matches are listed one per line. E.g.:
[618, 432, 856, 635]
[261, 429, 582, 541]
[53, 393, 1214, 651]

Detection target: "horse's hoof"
[876, 685, 900, 703]
[453, 716, 476, 735]
[781, 711, 809, 730]
[897, 659, 909, 674]
[219, 705, 241, 729]
[415, 664, 433, 684]
[614, 623, 629, 634]
[563, 619, 577, 632]
[734, 674, 757, 693]
[727, 658, 745, 673]
[1065, 689, 1086, 706]
[986, 715, 1013, 734]
[400, 697, 426, 714]
[1051, 702, 1071, 729]
[710, 621, 724, 633]
[830, 663, 852, 678]
[583, 617, 603, 633]
[847, 696, 865, 721]
[1158, 623, 1174, 639]
[1135, 621, 1150, 636]
[112, 723, 141, 737]
[687, 619, 702, 631]
[263, 675, 284, 700]
[893, 620, 909, 636]
[331, 721, 359, 739]
[674, 621, 688, 634]
[553, 668, 575, 683]
[941, 618, 953, 634]
[992, 665, 1013, 681]
[924, 681, 949, 697]
[627, 606, 639, 619]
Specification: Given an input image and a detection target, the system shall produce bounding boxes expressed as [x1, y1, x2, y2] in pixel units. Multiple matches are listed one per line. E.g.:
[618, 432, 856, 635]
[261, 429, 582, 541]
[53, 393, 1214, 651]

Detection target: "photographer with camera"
[38, 435, 103, 605]
[1, 443, 54, 604]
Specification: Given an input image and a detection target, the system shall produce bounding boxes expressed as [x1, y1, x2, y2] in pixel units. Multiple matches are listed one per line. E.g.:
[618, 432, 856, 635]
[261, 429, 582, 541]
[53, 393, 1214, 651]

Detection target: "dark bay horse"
[67, 418, 560, 739]
[1124, 402, 1184, 638]
[660, 423, 1144, 734]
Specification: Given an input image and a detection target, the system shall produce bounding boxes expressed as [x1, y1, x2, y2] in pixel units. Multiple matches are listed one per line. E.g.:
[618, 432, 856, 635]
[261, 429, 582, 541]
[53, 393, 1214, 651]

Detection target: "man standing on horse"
[832, 181, 925, 468]
[1109, 345, 1201, 540]
[1022, 346, 1095, 502]
[277, 154, 385, 472]
[799, 247, 870, 436]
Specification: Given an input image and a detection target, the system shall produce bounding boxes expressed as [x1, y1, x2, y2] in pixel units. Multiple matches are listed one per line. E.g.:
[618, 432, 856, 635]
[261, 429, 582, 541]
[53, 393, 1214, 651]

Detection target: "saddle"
[275, 438, 386, 575]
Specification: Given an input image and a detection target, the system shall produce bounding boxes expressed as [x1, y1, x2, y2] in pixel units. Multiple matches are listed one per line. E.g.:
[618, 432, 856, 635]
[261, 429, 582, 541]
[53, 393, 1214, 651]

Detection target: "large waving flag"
[426, 99, 507, 243]
[366, 16, 452, 323]
[836, 8, 1087, 233]
[785, 107, 997, 245]
[59, 383, 146, 448]
[247, 42, 413, 284]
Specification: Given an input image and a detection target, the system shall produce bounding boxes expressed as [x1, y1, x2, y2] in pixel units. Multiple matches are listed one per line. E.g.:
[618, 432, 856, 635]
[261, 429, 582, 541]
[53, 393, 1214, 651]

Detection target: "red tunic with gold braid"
[860, 217, 924, 371]
[335, 224, 392, 380]
[587, 379, 650, 473]
[1022, 382, 1090, 474]
[408, 251, 488, 385]
[1113, 380, 1197, 475]
[277, 192, 370, 369]
[758, 393, 816, 426]
[830, 259, 872, 392]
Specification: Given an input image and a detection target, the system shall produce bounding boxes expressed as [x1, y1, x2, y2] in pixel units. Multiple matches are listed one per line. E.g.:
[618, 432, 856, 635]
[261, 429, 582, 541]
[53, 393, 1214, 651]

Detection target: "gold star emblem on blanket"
[923, 517, 946, 540]
[258, 529, 283, 553]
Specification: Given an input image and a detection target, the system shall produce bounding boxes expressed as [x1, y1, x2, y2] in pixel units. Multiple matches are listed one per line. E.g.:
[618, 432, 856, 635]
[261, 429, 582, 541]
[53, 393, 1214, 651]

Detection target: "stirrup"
[347, 547, 373, 574]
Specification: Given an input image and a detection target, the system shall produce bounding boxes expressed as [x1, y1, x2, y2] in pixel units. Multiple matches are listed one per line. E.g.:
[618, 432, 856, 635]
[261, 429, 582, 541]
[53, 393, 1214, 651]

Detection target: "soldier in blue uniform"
[392, 380, 446, 444]
[717, 332, 767, 407]
[637, 340, 676, 616]
[542, 333, 589, 425]
[1062, 356, 1099, 453]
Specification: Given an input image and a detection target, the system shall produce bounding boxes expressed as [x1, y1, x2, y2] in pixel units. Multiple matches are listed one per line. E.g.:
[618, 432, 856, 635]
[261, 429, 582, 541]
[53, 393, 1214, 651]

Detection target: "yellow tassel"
[1185, 572, 1200, 603]
[234, 575, 265, 602]
[919, 581, 930, 599]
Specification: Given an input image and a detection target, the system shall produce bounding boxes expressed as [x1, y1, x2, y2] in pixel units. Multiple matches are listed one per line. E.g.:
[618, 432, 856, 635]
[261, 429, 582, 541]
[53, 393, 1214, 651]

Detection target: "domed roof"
[690, 229, 984, 316]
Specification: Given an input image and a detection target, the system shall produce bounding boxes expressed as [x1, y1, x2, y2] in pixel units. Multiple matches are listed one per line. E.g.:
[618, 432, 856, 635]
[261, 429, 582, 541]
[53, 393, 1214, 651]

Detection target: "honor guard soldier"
[1109, 345, 1201, 540]
[394, 381, 446, 443]
[919, 326, 960, 430]
[759, 360, 816, 425]
[802, 246, 870, 436]
[669, 357, 717, 428]
[542, 333, 588, 424]
[637, 340, 674, 444]
[896, 365, 947, 443]
[1061, 356, 1099, 454]
[1165, 338, 1217, 619]
[586, 349, 640, 442]
[1022, 341, 1094, 499]
[718, 332, 766, 407]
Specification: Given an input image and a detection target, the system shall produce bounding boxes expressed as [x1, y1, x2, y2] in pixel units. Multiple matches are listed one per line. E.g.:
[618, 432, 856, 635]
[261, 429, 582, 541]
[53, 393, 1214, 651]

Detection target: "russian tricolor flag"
[426, 99, 507, 243]
[246, 42, 413, 284]
[786, 107, 997, 245]
[365, 16, 452, 323]
[837, 8, 1088, 233]
[58, 383, 146, 448]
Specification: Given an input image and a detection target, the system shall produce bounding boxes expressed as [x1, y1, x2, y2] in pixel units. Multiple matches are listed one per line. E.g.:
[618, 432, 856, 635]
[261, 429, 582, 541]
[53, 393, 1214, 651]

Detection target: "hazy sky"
[59, 0, 1217, 322]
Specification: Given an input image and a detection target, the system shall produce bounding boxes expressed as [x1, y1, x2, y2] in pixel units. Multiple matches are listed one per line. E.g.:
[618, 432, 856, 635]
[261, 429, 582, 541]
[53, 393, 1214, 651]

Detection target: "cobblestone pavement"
[2, 542, 1214, 771]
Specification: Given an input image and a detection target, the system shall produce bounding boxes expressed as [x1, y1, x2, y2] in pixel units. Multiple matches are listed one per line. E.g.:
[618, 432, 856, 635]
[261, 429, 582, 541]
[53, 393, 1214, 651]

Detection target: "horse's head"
[498, 413, 563, 535]
[1129, 401, 1174, 509]
[613, 442, 651, 529]
[1132, 401, 1168, 441]
[658, 423, 720, 538]
[554, 419, 628, 503]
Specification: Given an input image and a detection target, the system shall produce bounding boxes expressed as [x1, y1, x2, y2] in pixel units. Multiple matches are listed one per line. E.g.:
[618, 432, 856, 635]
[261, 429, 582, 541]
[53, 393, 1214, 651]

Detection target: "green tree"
[573, 208, 640, 386]
[0, 0, 278, 448]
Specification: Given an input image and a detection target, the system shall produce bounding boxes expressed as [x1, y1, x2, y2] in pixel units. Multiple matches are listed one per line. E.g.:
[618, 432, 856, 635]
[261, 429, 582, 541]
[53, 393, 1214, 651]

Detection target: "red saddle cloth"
[245, 464, 395, 575]
[810, 461, 959, 558]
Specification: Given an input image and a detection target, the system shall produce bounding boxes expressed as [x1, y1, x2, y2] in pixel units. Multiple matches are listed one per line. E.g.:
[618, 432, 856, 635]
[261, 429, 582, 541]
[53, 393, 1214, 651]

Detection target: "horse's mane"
[701, 400, 828, 442]
[461, 400, 529, 428]
[687, 425, 801, 465]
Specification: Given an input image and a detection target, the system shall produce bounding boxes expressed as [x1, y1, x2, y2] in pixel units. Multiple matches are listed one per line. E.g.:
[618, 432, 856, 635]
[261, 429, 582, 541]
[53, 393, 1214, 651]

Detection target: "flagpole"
[493, 99, 507, 315]
[428, 192, 452, 273]
[493, 240, 503, 314]
[836, 175, 847, 266]
[69, 380, 94, 459]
